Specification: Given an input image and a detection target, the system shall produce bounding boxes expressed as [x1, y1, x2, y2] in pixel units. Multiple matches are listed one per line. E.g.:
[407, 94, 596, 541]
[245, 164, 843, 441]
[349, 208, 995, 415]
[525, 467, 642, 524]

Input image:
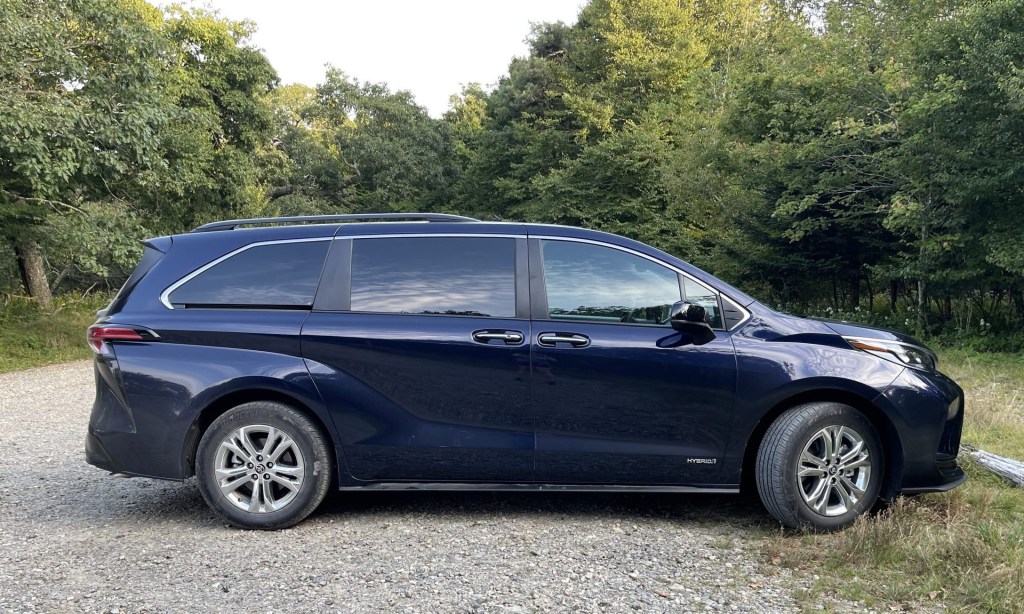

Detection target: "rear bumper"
[84, 429, 117, 473]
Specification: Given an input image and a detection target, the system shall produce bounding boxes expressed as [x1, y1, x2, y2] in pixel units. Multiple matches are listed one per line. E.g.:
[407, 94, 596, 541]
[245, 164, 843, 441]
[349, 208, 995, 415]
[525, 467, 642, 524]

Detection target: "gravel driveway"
[0, 361, 857, 613]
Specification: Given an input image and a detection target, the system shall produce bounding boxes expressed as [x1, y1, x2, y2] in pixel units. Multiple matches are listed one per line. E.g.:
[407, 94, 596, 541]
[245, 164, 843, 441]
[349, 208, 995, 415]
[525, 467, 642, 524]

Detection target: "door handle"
[538, 333, 590, 347]
[472, 330, 524, 345]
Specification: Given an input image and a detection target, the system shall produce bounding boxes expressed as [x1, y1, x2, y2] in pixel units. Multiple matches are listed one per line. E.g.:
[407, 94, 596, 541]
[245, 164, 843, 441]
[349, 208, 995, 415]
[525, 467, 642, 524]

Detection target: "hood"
[812, 317, 929, 348]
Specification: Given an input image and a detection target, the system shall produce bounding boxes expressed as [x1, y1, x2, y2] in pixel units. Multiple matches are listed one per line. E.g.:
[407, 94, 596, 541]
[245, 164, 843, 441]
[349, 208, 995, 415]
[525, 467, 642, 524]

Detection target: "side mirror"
[669, 301, 716, 346]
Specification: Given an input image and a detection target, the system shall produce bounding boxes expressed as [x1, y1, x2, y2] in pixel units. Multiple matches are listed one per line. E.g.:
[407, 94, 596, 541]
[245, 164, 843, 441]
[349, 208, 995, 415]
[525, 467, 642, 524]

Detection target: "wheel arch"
[739, 388, 903, 501]
[182, 387, 336, 479]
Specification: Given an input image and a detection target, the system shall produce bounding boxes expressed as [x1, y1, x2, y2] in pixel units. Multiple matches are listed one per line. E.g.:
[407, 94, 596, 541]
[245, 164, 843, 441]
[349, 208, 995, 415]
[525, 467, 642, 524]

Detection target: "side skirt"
[336, 482, 740, 493]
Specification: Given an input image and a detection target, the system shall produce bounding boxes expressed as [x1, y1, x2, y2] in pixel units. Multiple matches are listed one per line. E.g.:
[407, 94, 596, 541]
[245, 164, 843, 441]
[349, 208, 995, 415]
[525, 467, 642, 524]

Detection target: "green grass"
[767, 349, 1024, 613]
[0, 293, 112, 372]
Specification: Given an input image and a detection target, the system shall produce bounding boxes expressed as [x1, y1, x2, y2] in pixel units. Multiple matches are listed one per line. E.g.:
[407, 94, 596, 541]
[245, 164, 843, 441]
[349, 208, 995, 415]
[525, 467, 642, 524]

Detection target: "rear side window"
[168, 240, 329, 308]
[350, 237, 516, 317]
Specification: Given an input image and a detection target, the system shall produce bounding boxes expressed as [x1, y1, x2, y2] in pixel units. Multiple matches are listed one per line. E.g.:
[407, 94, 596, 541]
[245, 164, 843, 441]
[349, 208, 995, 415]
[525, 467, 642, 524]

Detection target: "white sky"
[179, 1, 585, 117]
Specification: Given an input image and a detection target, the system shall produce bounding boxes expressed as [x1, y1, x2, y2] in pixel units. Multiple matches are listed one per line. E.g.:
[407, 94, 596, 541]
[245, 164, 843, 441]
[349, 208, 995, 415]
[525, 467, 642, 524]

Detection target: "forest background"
[2, 0, 1023, 351]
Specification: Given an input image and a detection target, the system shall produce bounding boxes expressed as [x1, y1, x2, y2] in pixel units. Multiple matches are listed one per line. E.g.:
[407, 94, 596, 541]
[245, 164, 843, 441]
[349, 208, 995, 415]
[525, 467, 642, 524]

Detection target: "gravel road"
[0, 361, 861, 613]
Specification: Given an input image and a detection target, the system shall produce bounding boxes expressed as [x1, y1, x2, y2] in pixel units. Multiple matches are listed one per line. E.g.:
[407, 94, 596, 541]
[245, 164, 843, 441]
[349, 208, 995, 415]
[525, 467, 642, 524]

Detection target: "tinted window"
[169, 240, 329, 307]
[682, 277, 723, 329]
[541, 240, 681, 325]
[350, 237, 516, 317]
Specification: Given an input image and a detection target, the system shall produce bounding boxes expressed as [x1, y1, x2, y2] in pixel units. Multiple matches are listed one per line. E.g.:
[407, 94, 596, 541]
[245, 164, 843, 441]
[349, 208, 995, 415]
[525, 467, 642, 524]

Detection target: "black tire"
[755, 402, 883, 531]
[195, 401, 332, 530]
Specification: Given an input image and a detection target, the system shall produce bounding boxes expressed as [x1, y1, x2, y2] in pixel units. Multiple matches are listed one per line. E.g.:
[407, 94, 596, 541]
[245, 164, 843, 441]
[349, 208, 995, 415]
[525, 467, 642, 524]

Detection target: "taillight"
[87, 326, 145, 353]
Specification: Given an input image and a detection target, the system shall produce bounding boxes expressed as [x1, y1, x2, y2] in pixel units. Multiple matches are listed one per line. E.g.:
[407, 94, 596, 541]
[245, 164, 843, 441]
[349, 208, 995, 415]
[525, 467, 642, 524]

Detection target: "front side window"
[168, 240, 329, 307]
[541, 240, 681, 325]
[350, 237, 516, 317]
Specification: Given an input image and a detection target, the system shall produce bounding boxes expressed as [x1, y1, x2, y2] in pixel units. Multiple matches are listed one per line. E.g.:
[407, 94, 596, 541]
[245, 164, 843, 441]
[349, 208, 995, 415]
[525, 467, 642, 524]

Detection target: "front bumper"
[900, 453, 967, 494]
[881, 367, 967, 495]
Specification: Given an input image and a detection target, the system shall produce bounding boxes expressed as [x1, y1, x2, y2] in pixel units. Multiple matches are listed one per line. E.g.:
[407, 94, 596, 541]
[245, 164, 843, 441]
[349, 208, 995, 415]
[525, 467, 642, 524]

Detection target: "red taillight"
[87, 326, 144, 353]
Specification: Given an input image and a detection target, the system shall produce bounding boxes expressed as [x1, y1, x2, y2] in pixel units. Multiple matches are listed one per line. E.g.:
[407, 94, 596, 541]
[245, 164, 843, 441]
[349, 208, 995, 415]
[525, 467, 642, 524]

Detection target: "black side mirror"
[669, 301, 716, 346]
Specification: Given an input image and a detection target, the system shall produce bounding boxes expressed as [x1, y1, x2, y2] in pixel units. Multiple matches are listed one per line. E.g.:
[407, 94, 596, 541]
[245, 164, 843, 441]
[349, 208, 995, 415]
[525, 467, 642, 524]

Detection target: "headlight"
[844, 336, 938, 371]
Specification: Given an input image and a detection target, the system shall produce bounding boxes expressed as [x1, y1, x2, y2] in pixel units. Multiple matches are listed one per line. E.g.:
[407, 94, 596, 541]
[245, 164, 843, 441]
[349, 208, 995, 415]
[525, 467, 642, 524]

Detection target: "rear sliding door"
[301, 234, 535, 482]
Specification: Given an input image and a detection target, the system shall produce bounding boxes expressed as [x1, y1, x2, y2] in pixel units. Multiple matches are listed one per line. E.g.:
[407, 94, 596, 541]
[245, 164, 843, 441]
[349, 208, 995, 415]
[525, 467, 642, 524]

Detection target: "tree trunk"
[917, 221, 928, 336]
[15, 239, 53, 311]
[890, 280, 898, 312]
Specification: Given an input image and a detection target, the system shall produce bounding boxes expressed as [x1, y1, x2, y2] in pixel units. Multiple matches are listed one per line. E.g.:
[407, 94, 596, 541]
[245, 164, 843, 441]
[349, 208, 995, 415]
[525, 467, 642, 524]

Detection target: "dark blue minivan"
[85, 213, 966, 530]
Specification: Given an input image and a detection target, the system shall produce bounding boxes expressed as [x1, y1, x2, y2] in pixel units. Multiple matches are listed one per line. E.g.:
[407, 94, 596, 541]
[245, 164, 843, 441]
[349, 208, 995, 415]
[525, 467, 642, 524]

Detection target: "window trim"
[317, 234, 527, 319]
[159, 237, 332, 310]
[529, 236, 751, 331]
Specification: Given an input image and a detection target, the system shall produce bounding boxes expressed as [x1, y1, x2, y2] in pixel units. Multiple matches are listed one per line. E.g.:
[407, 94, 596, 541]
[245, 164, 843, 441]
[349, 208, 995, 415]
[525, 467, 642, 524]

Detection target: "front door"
[529, 238, 737, 485]
[302, 234, 534, 482]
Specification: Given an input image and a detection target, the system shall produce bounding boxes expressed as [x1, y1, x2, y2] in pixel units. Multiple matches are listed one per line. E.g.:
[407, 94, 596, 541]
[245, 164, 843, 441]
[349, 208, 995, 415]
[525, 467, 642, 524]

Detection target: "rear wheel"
[756, 402, 883, 531]
[196, 401, 332, 530]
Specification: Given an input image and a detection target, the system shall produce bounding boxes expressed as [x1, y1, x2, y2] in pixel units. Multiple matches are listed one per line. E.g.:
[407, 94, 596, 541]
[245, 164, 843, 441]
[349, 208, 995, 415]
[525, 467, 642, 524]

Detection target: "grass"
[767, 349, 1024, 613]
[0, 293, 112, 372]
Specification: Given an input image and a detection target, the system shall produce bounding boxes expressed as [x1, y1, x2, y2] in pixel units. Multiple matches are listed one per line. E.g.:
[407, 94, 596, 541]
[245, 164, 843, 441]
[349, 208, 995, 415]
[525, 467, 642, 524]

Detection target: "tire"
[195, 401, 332, 530]
[755, 402, 883, 531]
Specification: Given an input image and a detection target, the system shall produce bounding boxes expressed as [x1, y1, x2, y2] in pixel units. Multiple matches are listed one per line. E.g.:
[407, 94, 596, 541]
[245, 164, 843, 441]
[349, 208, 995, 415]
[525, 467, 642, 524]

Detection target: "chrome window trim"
[160, 232, 752, 331]
[529, 235, 752, 331]
[343, 233, 525, 240]
[159, 237, 333, 310]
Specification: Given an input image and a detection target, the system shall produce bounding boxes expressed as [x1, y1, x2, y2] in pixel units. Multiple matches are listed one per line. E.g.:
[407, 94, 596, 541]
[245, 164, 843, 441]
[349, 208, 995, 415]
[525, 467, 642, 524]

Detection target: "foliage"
[2, 0, 1024, 343]
[0, 0, 168, 241]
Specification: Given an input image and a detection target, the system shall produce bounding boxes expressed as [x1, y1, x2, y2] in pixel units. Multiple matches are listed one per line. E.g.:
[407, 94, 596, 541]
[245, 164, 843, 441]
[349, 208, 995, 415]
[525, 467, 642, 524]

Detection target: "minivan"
[86, 213, 965, 530]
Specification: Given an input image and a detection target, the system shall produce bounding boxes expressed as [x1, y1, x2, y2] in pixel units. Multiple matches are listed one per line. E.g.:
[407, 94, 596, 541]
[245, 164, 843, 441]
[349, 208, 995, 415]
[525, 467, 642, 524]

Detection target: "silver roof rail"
[192, 213, 480, 233]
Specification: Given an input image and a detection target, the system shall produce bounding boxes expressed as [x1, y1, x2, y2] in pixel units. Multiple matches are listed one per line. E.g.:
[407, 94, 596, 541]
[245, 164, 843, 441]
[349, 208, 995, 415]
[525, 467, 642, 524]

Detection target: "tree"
[294, 69, 454, 213]
[0, 0, 170, 308]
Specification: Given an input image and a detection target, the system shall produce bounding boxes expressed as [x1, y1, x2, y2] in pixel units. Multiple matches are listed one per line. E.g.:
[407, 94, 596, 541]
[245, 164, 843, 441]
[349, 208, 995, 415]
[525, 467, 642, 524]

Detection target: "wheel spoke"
[238, 427, 261, 459]
[812, 480, 831, 513]
[248, 480, 263, 512]
[839, 440, 865, 464]
[843, 455, 871, 471]
[830, 427, 845, 460]
[267, 435, 296, 463]
[261, 479, 277, 509]
[269, 472, 299, 492]
[839, 475, 865, 498]
[272, 462, 302, 476]
[801, 450, 826, 468]
[834, 480, 853, 510]
[216, 465, 248, 480]
[798, 465, 826, 478]
[220, 474, 250, 496]
[220, 438, 251, 463]
[261, 427, 278, 457]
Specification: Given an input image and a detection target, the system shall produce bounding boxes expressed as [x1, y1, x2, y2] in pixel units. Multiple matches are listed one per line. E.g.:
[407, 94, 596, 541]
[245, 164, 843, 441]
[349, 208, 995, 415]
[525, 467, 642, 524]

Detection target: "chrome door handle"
[472, 330, 524, 344]
[538, 333, 590, 347]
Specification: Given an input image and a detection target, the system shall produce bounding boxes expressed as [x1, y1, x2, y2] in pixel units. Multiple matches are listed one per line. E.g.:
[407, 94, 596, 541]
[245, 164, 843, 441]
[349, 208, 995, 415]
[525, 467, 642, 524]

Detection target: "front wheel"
[195, 401, 332, 530]
[756, 402, 883, 531]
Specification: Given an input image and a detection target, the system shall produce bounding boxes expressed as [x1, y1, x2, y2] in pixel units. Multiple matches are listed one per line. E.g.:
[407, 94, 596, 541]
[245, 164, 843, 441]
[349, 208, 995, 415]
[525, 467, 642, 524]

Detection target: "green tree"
[0, 0, 170, 307]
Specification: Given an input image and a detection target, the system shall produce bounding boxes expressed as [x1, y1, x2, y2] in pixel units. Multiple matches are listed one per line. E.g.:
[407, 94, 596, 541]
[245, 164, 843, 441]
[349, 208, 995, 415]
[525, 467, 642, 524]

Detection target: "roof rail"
[191, 213, 480, 233]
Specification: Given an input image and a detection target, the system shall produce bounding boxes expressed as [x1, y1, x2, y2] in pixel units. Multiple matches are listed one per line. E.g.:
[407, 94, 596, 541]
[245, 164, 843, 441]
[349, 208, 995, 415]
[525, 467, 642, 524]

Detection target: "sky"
[179, 1, 586, 117]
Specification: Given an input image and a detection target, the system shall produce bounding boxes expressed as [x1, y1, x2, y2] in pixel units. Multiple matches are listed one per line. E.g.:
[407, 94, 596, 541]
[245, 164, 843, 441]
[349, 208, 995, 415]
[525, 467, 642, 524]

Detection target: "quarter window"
[168, 240, 329, 307]
[350, 237, 516, 317]
[682, 277, 723, 329]
[540, 240, 681, 325]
